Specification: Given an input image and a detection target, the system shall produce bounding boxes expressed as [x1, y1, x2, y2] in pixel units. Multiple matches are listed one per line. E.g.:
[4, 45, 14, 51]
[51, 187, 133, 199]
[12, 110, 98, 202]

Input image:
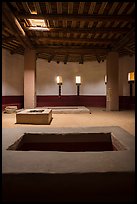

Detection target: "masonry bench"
[16, 109, 52, 125]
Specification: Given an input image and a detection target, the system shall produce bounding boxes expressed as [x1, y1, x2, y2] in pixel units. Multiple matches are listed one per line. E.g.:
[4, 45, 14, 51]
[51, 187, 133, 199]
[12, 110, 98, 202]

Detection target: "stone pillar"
[106, 52, 119, 111]
[24, 48, 36, 109]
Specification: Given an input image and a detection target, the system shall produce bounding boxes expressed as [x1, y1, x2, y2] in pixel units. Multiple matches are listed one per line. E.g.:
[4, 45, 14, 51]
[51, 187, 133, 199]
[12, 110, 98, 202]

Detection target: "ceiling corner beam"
[10, 46, 24, 55]
[123, 47, 135, 55]
[111, 27, 135, 51]
[3, 2, 32, 49]
[2, 11, 26, 48]
[2, 36, 17, 43]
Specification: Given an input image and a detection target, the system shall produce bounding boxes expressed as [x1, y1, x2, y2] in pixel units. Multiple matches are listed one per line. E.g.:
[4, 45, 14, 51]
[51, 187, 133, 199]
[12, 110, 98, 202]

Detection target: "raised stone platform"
[16, 109, 52, 125]
[2, 126, 135, 202]
[37, 106, 90, 114]
[4, 106, 17, 114]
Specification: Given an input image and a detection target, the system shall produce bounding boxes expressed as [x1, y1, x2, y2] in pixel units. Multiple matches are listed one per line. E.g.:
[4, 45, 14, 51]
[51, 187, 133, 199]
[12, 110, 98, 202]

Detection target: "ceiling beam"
[68, 2, 73, 14]
[123, 47, 135, 55]
[2, 36, 17, 43]
[17, 13, 134, 22]
[2, 45, 14, 52]
[3, 2, 32, 49]
[2, 11, 26, 48]
[25, 27, 130, 34]
[78, 2, 85, 14]
[31, 36, 116, 44]
[10, 46, 24, 55]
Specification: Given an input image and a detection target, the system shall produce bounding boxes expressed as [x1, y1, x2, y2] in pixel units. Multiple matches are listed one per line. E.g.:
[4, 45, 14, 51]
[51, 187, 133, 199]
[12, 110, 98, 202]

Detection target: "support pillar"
[24, 48, 36, 109]
[106, 52, 119, 111]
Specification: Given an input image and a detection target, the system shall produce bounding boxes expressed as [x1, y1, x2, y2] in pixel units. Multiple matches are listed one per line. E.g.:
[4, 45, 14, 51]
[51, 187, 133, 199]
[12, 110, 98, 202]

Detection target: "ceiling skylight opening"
[28, 19, 46, 27]
[28, 27, 50, 31]
[27, 19, 50, 31]
[31, 11, 37, 15]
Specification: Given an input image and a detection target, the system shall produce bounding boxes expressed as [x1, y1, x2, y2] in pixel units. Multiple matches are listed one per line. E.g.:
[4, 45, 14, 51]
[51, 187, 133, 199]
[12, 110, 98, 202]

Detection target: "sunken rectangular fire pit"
[2, 126, 135, 202]
[16, 109, 52, 125]
[7, 132, 125, 152]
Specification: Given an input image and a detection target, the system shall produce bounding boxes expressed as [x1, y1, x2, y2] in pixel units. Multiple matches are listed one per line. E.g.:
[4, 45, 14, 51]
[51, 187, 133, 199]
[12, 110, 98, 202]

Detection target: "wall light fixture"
[56, 76, 63, 96]
[76, 76, 81, 96]
[128, 72, 134, 97]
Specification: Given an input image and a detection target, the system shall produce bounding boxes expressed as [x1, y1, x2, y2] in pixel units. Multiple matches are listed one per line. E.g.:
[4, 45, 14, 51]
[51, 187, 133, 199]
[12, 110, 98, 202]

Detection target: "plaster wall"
[2, 48, 135, 97]
[36, 59, 106, 95]
[2, 48, 24, 96]
[119, 55, 135, 96]
[2, 126, 135, 202]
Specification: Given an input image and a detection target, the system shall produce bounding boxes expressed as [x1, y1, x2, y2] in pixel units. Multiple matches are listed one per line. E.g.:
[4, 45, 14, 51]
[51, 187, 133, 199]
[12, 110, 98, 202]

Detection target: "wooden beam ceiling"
[36, 46, 109, 55]
[111, 27, 135, 51]
[2, 2, 135, 62]
[64, 55, 68, 64]
[10, 46, 24, 55]
[79, 55, 84, 64]
[2, 11, 26, 48]
[25, 27, 130, 34]
[31, 36, 116, 44]
[17, 13, 134, 22]
[48, 55, 54, 62]
[3, 2, 32, 49]
[2, 36, 17, 43]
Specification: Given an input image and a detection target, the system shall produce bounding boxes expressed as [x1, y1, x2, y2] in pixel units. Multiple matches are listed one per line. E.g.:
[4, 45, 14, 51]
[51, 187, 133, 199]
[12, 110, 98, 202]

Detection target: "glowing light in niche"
[27, 18, 49, 31]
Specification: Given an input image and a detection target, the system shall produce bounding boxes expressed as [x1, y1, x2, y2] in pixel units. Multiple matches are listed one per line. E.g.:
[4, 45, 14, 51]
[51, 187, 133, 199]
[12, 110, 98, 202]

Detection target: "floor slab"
[36, 106, 90, 113]
[2, 126, 135, 202]
[2, 107, 135, 135]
